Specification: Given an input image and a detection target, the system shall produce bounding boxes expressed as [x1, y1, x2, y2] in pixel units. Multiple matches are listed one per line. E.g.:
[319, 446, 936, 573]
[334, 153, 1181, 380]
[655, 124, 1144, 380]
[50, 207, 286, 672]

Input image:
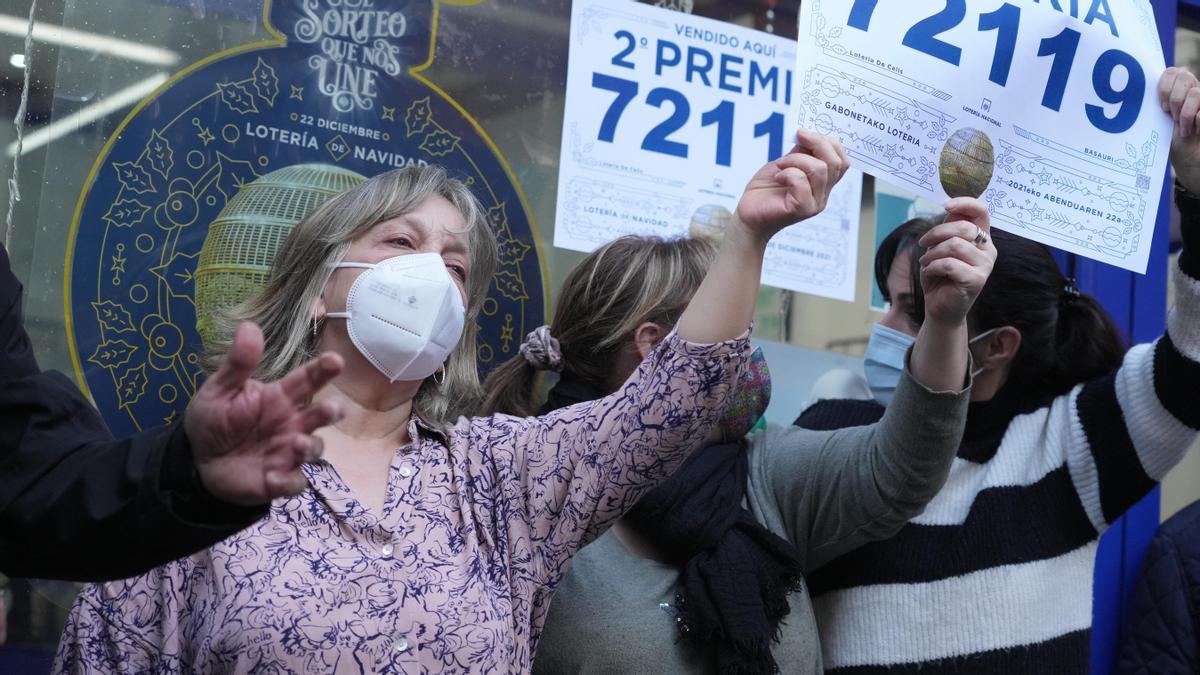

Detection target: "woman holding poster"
[54, 134, 845, 672]
[489, 196, 997, 670]
[793, 68, 1200, 674]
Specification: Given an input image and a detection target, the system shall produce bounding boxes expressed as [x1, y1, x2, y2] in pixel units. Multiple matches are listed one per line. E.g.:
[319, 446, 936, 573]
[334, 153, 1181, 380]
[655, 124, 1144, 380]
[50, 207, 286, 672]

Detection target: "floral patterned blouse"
[54, 331, 750, 674]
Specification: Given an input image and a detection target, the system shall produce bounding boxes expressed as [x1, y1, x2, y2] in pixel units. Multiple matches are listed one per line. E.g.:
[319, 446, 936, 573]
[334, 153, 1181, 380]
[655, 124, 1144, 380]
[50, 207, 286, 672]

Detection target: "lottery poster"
[557, 0, 865, 302]
[795, 0, 1172, 274]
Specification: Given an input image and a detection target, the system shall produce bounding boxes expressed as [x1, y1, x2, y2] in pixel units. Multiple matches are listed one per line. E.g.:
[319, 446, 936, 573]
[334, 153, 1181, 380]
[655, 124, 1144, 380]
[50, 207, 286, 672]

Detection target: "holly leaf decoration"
[92, 300, 136, 334]
[217, 81, 260, 115]
[102, 199, 151, 229]
[214, 151, 261, 201]
[497, 231, 531, 267]
[112, 161, 156, 195]
[88, 339, 138, 371]
[252, 58, 279, 106]
[486, 203, 509, 231]
[493, 270, 528, 302]
[151, 252, 199, 303]
[420, 126, 460, 157]
[405, 97, 433, 137]
[145, 130, 174, 179]
[117, 364, 148, 410]
[485, 203, 531, 265]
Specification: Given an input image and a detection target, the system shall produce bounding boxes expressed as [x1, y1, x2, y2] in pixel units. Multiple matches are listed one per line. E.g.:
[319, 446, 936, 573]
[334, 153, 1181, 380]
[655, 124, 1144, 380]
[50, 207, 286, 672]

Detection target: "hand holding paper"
[917, 198, 997, 329]
[733, 130, 851, 245]
[1162, 67, 1200, 194]
[678, 130, 849, 342]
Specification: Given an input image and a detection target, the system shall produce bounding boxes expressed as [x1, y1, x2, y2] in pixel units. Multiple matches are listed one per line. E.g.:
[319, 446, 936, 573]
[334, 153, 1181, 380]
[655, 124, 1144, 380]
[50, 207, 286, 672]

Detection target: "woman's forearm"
[675, 221, 765, 343]
[909, 318, 969, 392]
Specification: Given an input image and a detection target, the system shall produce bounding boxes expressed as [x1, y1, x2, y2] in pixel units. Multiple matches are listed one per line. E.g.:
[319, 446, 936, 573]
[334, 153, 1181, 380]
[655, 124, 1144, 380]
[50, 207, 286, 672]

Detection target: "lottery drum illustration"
[939, 128, 995, 199]
[194, 163, 366, 347]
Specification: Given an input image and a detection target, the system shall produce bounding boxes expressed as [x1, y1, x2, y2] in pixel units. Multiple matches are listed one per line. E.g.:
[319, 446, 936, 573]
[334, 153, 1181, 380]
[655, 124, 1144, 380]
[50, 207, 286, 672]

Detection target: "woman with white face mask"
[794, 68, 1200, 675]
[55, 133, 858, 673]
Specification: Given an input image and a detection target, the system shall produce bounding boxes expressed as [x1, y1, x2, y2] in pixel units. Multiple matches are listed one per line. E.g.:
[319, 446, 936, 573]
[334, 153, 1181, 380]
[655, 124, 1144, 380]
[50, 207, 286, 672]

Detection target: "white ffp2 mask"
[325, 253, 465, 382]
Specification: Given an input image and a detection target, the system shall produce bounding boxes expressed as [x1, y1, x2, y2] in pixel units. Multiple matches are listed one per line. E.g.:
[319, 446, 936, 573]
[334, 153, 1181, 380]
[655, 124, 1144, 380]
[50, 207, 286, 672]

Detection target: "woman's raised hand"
[675, 130, 849, 343]
[1161, 67, 1200, 195]
[733, 130, 851, 245]
[917, 198, 998, 328]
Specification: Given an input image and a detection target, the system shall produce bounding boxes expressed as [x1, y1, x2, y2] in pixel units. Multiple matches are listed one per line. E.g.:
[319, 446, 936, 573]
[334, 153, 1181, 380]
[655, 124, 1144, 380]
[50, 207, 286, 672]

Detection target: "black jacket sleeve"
[0, 243, 266, 582]
[1116, 501, 1200, 675]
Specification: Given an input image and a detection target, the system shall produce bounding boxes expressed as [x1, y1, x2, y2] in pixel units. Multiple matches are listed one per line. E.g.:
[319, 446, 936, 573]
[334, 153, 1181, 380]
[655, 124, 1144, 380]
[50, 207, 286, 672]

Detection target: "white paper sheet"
[556, 0, 865, 301]
[795, 0, 1171, 274]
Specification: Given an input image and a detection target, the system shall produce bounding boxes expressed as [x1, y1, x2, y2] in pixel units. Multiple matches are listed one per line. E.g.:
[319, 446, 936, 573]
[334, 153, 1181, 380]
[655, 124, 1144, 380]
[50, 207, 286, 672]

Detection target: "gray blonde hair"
[206, 165, 498, 428]
[481, 235, 717, 417]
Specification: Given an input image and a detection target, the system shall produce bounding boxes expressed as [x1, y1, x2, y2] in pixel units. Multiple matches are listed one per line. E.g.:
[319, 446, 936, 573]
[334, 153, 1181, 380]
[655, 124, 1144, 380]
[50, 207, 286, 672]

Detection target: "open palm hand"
[185, 323, 343, 506]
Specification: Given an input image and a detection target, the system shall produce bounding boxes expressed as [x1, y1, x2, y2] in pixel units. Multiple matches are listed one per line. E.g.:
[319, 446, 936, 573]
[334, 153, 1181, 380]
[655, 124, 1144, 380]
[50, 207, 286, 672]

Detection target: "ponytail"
[963, 230, 1127, 399]
[480, 356, 539, 417]
[1046, 291, 1126, 396]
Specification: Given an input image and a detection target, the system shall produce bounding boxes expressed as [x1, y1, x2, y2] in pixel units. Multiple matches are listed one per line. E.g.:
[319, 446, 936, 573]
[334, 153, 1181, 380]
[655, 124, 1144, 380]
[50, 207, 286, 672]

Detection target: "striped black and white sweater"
[798, 189, 1200, 674]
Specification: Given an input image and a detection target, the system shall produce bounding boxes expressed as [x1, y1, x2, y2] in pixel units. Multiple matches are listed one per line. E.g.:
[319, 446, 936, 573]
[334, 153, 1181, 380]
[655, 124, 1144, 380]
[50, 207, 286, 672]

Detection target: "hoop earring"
[433, 367, 446, 385]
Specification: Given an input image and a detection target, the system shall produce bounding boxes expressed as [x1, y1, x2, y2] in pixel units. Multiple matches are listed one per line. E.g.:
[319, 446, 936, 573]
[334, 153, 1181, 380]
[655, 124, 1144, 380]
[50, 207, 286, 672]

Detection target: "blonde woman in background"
[57, 132, 848, 673]
[484, 194, 997, 672]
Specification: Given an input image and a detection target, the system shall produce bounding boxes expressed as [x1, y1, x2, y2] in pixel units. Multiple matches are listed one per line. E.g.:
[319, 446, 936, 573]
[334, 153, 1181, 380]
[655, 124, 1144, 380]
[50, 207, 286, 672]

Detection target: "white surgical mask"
[325, 253, 465, 382]
[863, 323, 915, 406]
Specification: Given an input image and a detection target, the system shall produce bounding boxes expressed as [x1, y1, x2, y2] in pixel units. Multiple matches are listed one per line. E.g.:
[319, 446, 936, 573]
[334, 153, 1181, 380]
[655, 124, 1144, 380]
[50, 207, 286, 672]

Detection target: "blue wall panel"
[1089, 3, 1175, 673]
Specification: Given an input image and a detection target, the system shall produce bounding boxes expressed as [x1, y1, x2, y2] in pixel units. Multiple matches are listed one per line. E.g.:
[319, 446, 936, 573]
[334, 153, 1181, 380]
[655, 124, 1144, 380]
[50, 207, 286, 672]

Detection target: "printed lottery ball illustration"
[689, 203, 734, 241]
[939, 128, 996, 199]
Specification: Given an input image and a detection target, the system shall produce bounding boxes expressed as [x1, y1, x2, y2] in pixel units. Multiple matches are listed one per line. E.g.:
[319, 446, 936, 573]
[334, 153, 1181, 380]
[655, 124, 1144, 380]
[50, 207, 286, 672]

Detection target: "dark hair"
[876, 221, 1127, 399]
[875, 215, 944, 315]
